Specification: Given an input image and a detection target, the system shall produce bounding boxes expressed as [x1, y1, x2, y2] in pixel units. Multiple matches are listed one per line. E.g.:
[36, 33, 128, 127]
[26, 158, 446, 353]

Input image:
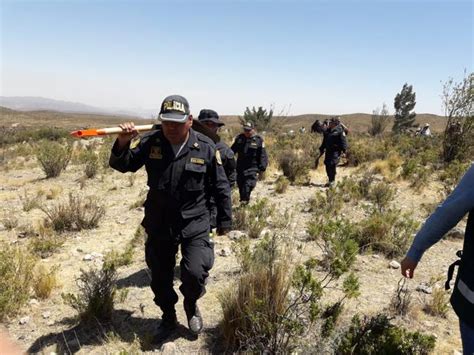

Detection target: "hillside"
[1, 107, 447, 134]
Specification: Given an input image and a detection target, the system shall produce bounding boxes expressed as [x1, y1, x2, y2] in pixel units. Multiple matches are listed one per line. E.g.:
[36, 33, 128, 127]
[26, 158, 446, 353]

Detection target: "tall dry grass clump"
[41, 193, 105, 232]
[0, 244, 37, 320]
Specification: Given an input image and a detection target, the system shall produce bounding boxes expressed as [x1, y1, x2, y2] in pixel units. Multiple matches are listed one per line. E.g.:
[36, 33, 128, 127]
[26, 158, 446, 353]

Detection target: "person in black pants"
[231, 121, 268, 203]
[319, 117, 348, 187]
[109, 95, 232, 343]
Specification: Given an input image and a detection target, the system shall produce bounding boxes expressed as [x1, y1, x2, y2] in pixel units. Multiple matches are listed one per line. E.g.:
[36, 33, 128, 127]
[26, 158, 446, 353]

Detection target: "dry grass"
[33, 265, 59, 299]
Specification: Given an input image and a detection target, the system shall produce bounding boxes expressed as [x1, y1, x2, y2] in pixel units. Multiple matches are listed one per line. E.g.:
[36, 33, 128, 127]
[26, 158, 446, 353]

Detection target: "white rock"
[160, 342, 177, 355]
[389, 260, 401, 269]
[0, 223, 6, 231]
[91, 252, 104, 259]
[259, 228, 271, 238]
[83, 254, 93, 261]
[19, 316, 30, 325]
[228, 231, 246, 240]
[416, 284, 433, 294]
[372, 254, 380, 259]
[29, 299, 39, 306]
[42, 311, 51, 319]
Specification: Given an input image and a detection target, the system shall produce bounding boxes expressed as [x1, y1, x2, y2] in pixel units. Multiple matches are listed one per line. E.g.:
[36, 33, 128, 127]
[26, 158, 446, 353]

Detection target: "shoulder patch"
[215, 150, 222, 165]
[130, 137, 140, 149]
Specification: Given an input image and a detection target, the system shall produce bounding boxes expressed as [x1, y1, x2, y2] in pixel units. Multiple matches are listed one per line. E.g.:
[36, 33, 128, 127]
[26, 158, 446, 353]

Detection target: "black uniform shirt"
[109, 127, 232, 238]
[230, 133, 268, 174]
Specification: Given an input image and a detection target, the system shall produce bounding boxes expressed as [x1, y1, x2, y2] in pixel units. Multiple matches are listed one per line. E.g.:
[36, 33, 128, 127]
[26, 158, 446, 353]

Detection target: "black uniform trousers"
[237, 171, 258, 202]
[324, 150, 341, 183]
[145, 232, 214, 313]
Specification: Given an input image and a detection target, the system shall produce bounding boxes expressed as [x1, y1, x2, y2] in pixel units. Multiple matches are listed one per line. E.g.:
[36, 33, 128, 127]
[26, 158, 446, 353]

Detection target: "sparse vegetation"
[274, 175, 289, 193]
[36, 140, 72, 178]
[33, 264, 59, 299]
[0, 244, 37, 320]
[62, 265, 118, 324]
[41, 193, 105, 232]
[424, 287, 450, 318]
[337, 314, 436, 354]
[277, 149, 310, 184]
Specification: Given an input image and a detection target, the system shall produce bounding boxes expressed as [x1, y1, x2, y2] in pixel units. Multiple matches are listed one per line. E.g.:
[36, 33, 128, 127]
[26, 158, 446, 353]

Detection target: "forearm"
[406, 164, 474, 262]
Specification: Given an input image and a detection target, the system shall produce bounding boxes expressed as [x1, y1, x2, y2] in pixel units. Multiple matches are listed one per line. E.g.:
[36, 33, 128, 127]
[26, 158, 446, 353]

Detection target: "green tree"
[392, 83, 416, 133]
[241, 106, 273, 131]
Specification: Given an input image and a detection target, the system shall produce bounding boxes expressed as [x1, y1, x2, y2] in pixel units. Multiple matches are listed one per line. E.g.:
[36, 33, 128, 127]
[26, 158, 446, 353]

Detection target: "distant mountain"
[0, 96, 157, 118]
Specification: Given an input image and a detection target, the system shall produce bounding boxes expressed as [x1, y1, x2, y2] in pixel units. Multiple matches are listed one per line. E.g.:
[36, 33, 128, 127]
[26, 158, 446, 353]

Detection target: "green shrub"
[20, 190, 43, 212]
[354, 209, 419, 258]
[308, 189, 343, 216]
[28, 234, 64, 258]
[307, 218, 358, 277]
[79, 149, 99, 179]
[0, 244, 37, 320]
[104, 245, 134, 270]
[277, 149, 310, 184]
[41, 193, 105, 232]
[232, 198, 274, 238]
[337, 314, 436, 355]
[274, 175, 290, 193]
[439, 160, 470, 195]
[424, 287, 449, 318]
[36, 141, 72, 178]
[62, 265, 117, 324]
[368, 181, 396, 212]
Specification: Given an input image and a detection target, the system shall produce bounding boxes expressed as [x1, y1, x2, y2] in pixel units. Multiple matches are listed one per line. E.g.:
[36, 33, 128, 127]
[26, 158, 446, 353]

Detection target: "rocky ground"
[0, 152, 465, 354]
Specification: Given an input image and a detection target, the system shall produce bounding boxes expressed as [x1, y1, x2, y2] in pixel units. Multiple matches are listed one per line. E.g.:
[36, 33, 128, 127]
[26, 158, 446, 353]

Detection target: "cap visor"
[159, 113, 189, 123]
[244, 127, 252, 131]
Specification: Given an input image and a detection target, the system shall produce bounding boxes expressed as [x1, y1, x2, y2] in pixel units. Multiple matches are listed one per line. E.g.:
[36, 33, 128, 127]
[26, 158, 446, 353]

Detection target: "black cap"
[198, 109, 225, 127]
[243, 121, 254, 131]
[159, 95, 190, 123]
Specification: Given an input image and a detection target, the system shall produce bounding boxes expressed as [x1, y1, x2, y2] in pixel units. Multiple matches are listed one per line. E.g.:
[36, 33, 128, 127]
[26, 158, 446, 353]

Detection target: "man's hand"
[401, 256, 418, 279]
[117, 122, 138, 150]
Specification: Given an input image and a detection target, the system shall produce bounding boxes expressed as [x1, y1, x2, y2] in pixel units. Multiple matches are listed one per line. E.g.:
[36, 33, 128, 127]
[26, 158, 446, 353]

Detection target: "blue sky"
[1, 0, 472, 115]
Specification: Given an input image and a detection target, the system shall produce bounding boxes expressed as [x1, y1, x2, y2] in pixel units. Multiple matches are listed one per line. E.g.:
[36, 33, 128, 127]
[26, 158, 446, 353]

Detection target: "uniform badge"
[149, 146, 162, 159]
[130, 137, 140, 149]
[190, 157, 205, 165]
[216, 150, 223, 165]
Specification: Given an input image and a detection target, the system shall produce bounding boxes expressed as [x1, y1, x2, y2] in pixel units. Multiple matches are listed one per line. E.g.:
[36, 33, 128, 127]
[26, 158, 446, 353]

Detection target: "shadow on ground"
[27, 308, 208, 353]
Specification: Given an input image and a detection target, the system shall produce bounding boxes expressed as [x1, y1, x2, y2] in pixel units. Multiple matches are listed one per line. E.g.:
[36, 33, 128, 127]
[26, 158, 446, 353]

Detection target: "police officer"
[109, 95, 232, 342]
[231, 121, 268, 203]
[401, 163, 474, 354]
[198, 109, 236, 235]
[319, 117, 348, 187]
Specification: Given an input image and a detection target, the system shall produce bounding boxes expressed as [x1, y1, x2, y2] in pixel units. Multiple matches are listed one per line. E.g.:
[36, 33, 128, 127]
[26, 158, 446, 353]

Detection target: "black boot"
[184, 300, 203, 335]
[154, 310, 178, 344]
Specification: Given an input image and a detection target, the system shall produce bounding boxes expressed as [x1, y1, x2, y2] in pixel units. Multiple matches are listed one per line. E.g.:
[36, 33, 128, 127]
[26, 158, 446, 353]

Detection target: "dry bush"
[20, 190, 43, 212]
[439, 160, 471, 195]
[0, 244, 37, 320]
[36, 141, 72, 178]
[423, 287, 450, 318]
[1, 212, 19, 230]
[62, 265, 118, 324]
[274, 175, 289, 194]
[42, 193, 105, 232]
[389, 278, 412, 317]
[34, 264, 59, 299]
